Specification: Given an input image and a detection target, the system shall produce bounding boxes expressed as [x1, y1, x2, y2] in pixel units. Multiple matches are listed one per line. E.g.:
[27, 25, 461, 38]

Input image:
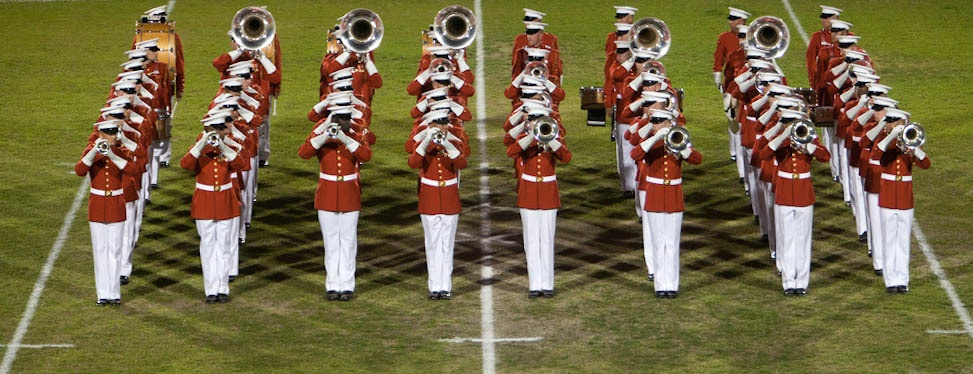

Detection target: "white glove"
[877, 125, 904, 151]
[517, 134, 534, 150]
[713, 72, 722, 87]
[805, 143, 817, 154]
[839, 87, 857, 103]
[866, 120, 886, 141]
[544, 79, 557, 92]
[734, 70, 753, 86]
[190, 134, 208, 158]
[763, 122, 783, 139]
[81, 145, 99, 166]
[768, 125, 791, 150]
[547, 138, 563, 152]
[336, 130, 360, 152]
[628, 98, 645, 113]
[621, 55, 635, 70]
[640, 127, 669, 151]
[310, 132, 329, 149]
[637, 123, 653, 138]
[364, 56, 378, 76]
[228, 49, 244, 61]
[847, 100, 867, 120]
[219, 142, 238, 161]
[258, 55, 276, 75]
[313, 99, 330, 114]
[758, 103, 778, 124]
[752, 94, 770, 111]
[105, 147, 128, 170]
[442, 139, 461, 159]
[416, 69, 431, 85]
[857, 109, 874, 126]
[450, 76, 465, 89]
[456, 56, 470, 72]
[508, 123, 526, 138]
[830, 62, 848, 76]
[415, 134, 432, 156]
[511, 71, 526, 87]
[335, 51, 351, 65]
[627, 75, 644, 91]
[913, 147, 927, 160]
[738, 77, 756, 92]
[833, 70, 849, 88]
[679, 147, 693, 159]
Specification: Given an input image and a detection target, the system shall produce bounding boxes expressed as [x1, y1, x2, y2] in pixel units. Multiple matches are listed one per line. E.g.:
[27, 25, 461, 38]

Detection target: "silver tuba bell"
[433, 5, 477, 49]
[790, 119, 817, 145]
[898, 122, 926, 151]
[630, 17, 671, 59]
[231, 6, 276, 51]
[530, 115, 560, 144]
[525, 61, 548, 81]
[338, 9, 383, 54]
[747, 16, 790, 59]
[665, 126, 692, 153]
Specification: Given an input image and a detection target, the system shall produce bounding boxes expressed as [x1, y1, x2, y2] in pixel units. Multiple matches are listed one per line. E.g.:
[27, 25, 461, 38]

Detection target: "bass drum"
[579, 86, 605, 110]
[135, 21, 177, 85]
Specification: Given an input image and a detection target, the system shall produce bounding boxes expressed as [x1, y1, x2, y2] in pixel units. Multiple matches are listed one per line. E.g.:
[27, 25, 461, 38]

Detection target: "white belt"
[645, 176, 681, 185]
[746, 116, 756, 121]
[319, 172, 358, 182]
[852, 136, 862, 142]
[777, 171, 811, 180]
[231, 173, 238, 179]
[195, 182, 234, 192]
[869, 159, 881, 166]
[881, 173, 912, 182]
[521, 173, 557, 183]
[421, 177, 458, 187]
[90, 188, 124, 197]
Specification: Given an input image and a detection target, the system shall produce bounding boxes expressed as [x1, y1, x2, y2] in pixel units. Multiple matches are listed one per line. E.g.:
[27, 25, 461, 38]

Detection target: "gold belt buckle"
[793, 173, 799, 179]
[337, 175, 344, 182]
[214, 184, 221, 192]
[105, 190, 113, 197]
[439, 181, 446, 187]
[896, 175, 902, 181]
[664, 179, 671, 185]
[536, 176, 544, 183]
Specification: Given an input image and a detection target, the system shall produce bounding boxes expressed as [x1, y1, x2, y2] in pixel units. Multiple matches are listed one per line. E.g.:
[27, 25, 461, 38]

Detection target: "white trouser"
[728, 127, 739, 158]
[848, 167, 868, 235]
[421, 214, 459, 292]
[823, 126, 839, 178]
[881, 208, 913, 287]
[866, 192, 884, 270]
[141, 170, 151, 202]
[752, 166, 766, 236]
[229, 216, 240, 277]
[775, 204, 814, 290]
[838, 140, 851, 203]
[258, 119, 271, 162]
[520, 208, 557, 291]
[742, 148, 756, 212]
[90, 221, 124, 300]
[733, 131, 747, 181]
[249, 156, 259, 204]
[647, 212, 683, 292]
[121, 201, 137, 277]
[159, 117, 172, 162]
[239, 172, 251, 242]
[760, 181, 778, 261]
[196, 219, 234, 296]
[319, 210, 359, 292]
[151, 142, 162, 185]
[134, 186, 145, 244]
[639, 191, 654, 275]
[615, 124, 637, 193]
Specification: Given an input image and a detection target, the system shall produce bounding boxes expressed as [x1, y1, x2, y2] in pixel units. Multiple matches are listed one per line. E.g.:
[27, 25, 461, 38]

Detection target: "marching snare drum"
[579, 86, 605, 110]
[810, 105, 835, 127]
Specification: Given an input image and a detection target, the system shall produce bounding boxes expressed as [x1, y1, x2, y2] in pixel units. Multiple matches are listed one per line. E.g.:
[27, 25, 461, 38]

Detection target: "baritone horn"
[747, 16, 790, 59]
[531, 116, 559, 143]
[898, 122, 926, 150]
[630, 17, 671, 59]
[338, 9, 383, 53]
[665, 126, 691, 152]
[790, 119, 817, 145]
[231, 6, 276, 51]
[433, 5, 477, 49]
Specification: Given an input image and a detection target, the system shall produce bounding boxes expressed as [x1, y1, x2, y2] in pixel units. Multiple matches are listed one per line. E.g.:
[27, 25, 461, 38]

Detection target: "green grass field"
[1, 0, 972, 372]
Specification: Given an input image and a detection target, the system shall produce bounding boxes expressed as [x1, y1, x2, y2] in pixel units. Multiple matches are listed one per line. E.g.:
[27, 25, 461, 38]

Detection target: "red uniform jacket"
[511, 35, 562, 85]
[631, 137, 702, 213]
[76, 144, 139, 223]
[872, 142, 930, 210]
[181, 139, 247, 220]
[408, 138, 468, 215]
[507, 135, 572, 210]
[806, 29, 830, 86]
[298, 130, 372, 212]
[759, 138, 831, 207]
[713, 31, 741, 81]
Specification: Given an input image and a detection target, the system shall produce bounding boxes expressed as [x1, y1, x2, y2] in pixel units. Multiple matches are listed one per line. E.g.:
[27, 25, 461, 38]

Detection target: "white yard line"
[1, 179, 88, 374]
[0, 344, 74, 349]
[473, 1, 497, 373]
[440, 337, 543, 343]
[782, 0, 973, 341]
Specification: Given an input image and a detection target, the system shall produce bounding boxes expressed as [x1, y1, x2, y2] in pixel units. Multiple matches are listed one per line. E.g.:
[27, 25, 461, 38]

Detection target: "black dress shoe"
[666, 291, 678, 299]
[832, 175, 840, 182]
[144, 199, 152, 205]
[326, 290, 339, 301]
[228, 275, 236, 283]
[96, 299, 109, 307]
[120, 276, 130, 285]
[428, 291, 441, 300]
[528, 290, 541, 299]
[770, 251, 776, 260]
[655, 291, 667, 298]
[239, 238, 246, 244]
[622, 191, 635, 199]
[794, 288, 807, 296]
[868, 249, 872, 257]
[339, 291, 354, 301]
[731, 155, 737, 162]
[738, 177, 744, 184]
[217, 294, 229, 303]
[886, 287, 898, 294]
[150, 183, 159, 190]
[859, 232, 868, 243]
[897, 285, 909, 293]
[440, 291, 451, 300]
[245, 223, 251, 229]
[760, 234, 769, 243]
[754, 216, 760, 225]
[783, 289, 796, 296]
[205, 295, 218, 304]
[259, 160, 269, 168]
[874, 269, 883, 276]
[542, 290, 554, 298]
[648, 274, 654, 282]
[110, 299, 121, 306]
[160, 161, 170, 168]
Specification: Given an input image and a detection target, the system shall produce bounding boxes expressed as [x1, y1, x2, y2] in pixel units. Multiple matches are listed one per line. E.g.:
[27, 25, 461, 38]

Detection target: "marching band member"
[512, 18, 562, 86]
[134, 6, 184, 169]
[182, 113, 247, 303]
[299, 108, 372, 301]
[77, 119, 139, 306]
[507, 114, 571, 298]
[757, 109, 830, 296]
[630, 109, 702, 297]
[407, 110, 469, 300]
[812, 19, 852, 108]
[850, 96, 898, 249]
[806, 6, 843, 87]
[136, 38, 173, 192]
[714, 7, 750, 93]
[719, 22, 750, 172]
[871, 109, 930, 293]
[604, 7, 636, 109]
